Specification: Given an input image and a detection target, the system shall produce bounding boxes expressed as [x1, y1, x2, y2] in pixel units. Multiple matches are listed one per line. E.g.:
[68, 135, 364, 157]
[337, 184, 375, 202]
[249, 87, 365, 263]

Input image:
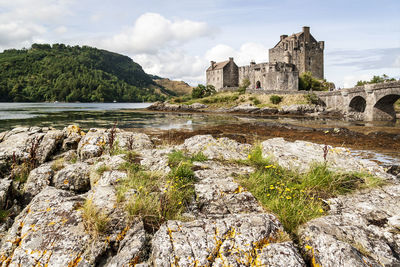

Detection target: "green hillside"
[0, 44, 174, 102]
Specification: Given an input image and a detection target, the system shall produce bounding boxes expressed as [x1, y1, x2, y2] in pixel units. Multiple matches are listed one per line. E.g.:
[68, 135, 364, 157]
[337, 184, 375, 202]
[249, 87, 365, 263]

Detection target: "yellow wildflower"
[319, 208, 324, 213]
[305, 245, 312, 250]
[248, 155, 251, 159]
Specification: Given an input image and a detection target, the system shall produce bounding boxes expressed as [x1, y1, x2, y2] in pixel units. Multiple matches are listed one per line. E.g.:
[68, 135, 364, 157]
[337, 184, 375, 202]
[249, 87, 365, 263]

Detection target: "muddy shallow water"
[0, 103, 399, 165]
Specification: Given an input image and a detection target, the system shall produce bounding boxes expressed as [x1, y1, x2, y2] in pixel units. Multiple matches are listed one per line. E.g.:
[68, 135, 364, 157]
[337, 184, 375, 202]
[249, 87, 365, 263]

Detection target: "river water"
[0, 102, 399, 165]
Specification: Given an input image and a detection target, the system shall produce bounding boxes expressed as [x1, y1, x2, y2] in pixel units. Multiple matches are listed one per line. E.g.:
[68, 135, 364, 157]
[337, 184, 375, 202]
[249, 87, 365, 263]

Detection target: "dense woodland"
[0, 44, 174, 102]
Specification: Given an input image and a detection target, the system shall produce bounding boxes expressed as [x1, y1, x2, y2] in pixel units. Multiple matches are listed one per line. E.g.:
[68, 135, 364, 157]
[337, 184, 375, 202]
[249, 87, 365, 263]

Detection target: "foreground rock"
[261, 137, 393, 179]
[78, 128, 153, 160]
[178, 135, 251, 161]
[192, 161, 262, 218]
[0, 187, 93, 266]
[0, 127, 65, 173]
[152, 214, 305, 266]
[0, 125, 399, 266]
[299, 184, 400, 266]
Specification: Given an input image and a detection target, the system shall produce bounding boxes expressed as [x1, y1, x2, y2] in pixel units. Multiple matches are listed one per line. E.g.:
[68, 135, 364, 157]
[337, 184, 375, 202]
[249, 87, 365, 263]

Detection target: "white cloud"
[133, 49, 208, 85]
[100, 13, 213, 54]
[205, 42, 269, 66]
[54, 26, 68, 35]
[394, 55, 400, 68]
[0, 0, 74, 49]
[343, 74, 372, 88]
[0, 22, 46, 46]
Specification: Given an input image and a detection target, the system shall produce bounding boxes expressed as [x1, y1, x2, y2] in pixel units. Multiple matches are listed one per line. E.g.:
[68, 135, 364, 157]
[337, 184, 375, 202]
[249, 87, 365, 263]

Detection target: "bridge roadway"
[317, 81, 400, 121]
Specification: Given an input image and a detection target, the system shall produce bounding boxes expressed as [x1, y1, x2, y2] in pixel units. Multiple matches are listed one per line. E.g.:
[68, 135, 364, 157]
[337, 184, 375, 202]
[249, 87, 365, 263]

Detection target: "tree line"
[0, 44, 173, 102]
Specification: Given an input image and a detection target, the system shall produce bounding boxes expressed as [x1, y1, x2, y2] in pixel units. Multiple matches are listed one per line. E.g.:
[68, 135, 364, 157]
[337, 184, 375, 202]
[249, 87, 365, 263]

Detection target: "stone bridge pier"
[318, 81, 400, 121]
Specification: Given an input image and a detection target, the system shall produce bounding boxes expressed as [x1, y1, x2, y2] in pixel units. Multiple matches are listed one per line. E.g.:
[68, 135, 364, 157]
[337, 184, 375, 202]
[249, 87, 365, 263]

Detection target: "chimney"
[280, 35, 288, 41]
[303, 26, 310, 41]
[229, 57, 234, 62]
[210, 61, 216, 69]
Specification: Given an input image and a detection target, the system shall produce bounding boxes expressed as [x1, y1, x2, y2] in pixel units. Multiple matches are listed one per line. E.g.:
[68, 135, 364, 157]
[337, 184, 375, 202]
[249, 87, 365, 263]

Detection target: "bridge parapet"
[316, 81, 400, 121]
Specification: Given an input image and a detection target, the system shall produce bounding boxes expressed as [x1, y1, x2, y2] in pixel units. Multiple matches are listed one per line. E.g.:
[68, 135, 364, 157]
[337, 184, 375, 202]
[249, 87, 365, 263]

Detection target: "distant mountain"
[0, 44, 175, 102]
[153, 77, 193, 96]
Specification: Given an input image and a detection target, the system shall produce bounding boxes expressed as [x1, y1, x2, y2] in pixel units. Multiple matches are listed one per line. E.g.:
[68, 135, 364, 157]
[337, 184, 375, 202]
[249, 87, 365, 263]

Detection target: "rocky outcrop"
[147, 102, 208, 112]
[0, 187, 93, 266]
[151, 214, 305, 266]
[77, 129, 107, 160]
[299, 184, 400, 266]
[0, 178, 12, 209]
[261, 137, 393, 179]
[0, 126, 399, 266]
[140, 148, 173, 174]
[178, 135, 251, 161]
[192, 161, 262, 218]
[23, 163, 54, 201]
[279, 104, 324, 115]
[53, 162, 91, 192]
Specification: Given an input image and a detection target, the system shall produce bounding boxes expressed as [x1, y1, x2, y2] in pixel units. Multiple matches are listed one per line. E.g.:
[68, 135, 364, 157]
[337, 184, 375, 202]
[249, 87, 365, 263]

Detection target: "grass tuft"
[116, 152, 197, 232]
[0, 209, 10, 222]
[82, 198, 109, 237]
[51, 158, 65, 172]
[238, 146, 384, 235]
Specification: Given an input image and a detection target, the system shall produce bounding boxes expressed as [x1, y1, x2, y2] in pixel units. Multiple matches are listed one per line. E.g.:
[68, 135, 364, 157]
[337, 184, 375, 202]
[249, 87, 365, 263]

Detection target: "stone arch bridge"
[317, 81, 400, 121]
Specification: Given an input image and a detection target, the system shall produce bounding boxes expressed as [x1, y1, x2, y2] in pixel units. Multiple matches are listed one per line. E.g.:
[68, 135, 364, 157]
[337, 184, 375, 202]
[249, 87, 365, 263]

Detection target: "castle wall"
[206, 69, 224, 91]
[240, 62, 298, 91]
[223, 61, 239, 87]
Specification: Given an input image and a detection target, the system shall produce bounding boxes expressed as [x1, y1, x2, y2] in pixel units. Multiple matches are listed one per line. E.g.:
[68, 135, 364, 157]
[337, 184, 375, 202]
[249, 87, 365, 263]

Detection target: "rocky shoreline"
[0, 126, 399, 266]
[147, 101, 343, 118]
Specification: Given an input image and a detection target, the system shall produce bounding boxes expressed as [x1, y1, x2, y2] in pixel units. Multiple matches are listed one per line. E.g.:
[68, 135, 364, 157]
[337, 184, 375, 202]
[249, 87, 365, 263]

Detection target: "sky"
[0, 0, 399, 88]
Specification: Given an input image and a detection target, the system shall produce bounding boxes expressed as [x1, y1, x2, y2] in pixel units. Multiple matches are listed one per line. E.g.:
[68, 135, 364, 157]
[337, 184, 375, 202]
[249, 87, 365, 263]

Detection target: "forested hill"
[0, 44, 175, 102]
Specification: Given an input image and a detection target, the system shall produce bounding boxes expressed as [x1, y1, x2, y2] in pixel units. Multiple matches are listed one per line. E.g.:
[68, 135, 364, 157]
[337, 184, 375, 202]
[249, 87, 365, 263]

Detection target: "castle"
[206, 26, 324, 91]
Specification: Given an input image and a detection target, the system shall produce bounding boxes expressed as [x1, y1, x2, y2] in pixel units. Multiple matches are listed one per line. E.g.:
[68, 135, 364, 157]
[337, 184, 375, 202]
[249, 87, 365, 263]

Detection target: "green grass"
[51, 158, 65, 171]
[168, 150, 208, 166]
[237, 146, 384, 235]
[170, 92, 240, 107]
[96, 165, 111, 176]
[12, 162, 31, 183]
[0, 209, 10, 222]
[82, 198, 109, 238]
[395, 99, 400, 112]
[116, 151, 199, 232]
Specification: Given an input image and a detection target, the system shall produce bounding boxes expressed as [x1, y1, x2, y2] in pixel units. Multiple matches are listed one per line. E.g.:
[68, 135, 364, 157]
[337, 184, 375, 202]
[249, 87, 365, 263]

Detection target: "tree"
[356, 74, 397, 86]
[238, 78, 250, 95]
[191, 84, 216, 99]
[299, 72, 333, 91]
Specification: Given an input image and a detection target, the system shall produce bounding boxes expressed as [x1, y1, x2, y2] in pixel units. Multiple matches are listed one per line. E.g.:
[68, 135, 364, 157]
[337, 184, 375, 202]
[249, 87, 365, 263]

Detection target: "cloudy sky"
[0, 0, 399, 87]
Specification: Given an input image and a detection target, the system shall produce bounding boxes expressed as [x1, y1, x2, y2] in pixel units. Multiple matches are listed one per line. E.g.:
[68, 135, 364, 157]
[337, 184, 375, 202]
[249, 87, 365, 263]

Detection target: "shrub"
[238, 78, 250, 95]
[270, 95, 282, 105]
[305, 93, 320, 105]
[199, 93, 239, 104]
[192, 84, 216, 99]
[299, 71, 332, 91]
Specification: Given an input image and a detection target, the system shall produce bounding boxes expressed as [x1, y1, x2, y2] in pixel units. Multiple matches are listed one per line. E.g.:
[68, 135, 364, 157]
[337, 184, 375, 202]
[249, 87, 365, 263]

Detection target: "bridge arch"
[349, 96, 366, 112]
[372, 94, 400, 121]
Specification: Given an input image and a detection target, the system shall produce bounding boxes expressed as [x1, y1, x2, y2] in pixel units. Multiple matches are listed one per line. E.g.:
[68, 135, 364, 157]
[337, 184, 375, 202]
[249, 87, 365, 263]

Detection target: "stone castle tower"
[206, 26, 324, 91]
[269, 26, 324, 79]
